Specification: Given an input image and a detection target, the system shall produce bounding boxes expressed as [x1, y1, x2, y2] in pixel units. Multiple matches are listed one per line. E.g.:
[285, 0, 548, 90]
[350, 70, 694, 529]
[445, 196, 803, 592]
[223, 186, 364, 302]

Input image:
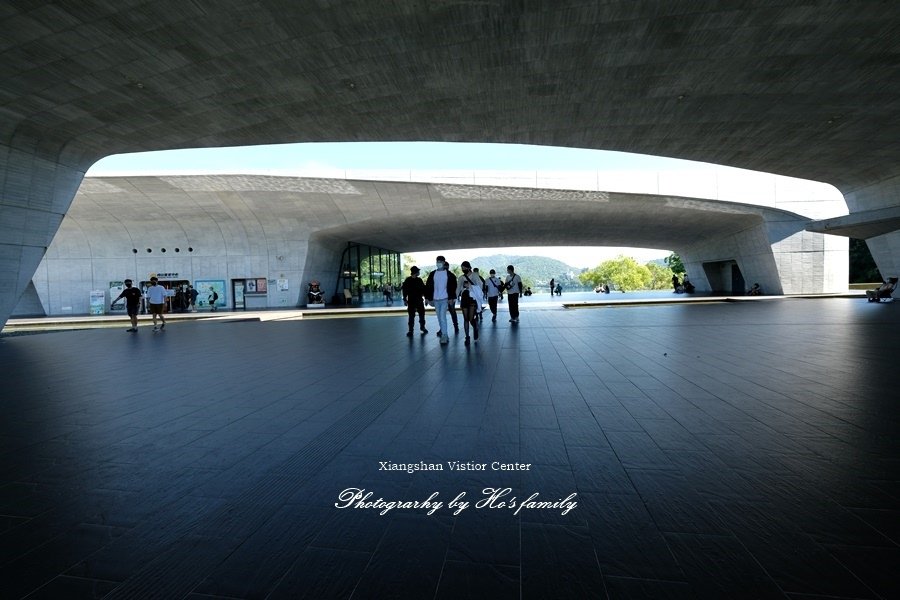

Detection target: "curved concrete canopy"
[312, 187, 785, 252]
[29, 174, 832, 315]
[2, 1, 899, 191]
[60, 175, 793, 255]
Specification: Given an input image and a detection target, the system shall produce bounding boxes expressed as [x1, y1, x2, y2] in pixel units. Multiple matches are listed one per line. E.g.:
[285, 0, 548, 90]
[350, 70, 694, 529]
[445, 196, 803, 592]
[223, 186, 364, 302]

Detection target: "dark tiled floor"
[1, 298, 899, 599]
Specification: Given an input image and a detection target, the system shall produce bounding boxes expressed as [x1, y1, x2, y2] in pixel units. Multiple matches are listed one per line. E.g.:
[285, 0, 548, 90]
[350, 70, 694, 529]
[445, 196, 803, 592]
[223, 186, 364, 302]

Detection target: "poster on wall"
[195, 279, 226, 310]
[277, 278, 288, 291]
[256, 278, 267, 293]
[108, 281, 125, 312]
[89, 290, 106, 315]
[246, 279, 257, 293]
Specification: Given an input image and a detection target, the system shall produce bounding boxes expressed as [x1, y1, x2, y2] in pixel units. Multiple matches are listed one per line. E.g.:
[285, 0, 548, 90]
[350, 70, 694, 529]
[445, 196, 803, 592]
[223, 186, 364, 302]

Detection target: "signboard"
[89, 290, 106, 315]
[109, 281, 125, 312]
[196, 279, 226, 309]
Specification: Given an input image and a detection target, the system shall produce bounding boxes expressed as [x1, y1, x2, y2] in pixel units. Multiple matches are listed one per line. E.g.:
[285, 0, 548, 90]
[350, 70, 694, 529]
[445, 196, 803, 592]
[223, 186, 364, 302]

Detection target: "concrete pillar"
[865, 232, 900, 278]
[681, 217, 847, 296]
[843, 175, 900, 278]
[0, 145, 84, 330]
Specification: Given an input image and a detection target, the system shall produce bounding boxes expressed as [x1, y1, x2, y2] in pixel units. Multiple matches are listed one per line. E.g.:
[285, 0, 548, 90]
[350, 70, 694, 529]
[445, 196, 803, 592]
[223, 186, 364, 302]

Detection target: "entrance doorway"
[232, 279, 245, 309]
[139, 279, 191, 313]
[701, 260, 745, 295]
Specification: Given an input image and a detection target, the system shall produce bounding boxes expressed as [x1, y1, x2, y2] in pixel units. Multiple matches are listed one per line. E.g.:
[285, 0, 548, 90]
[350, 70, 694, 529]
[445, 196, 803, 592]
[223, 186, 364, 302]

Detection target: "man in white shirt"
[484, 269, 503, 323]
[505, 265, 523, 323]
[145, 276, 168, 331]
[424, 255, 457, 345]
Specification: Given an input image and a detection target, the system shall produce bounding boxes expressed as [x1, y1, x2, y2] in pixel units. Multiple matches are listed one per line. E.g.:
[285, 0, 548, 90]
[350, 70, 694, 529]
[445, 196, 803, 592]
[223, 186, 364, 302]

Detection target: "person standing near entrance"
[485, 269, 503, 323]
[401, 266, 428, 337]
[425, 255, 457, 345]
[549, 278, 555, 297]
[111, 279, 142, 332]
[188, 285, 198, 312]
[146, 277, 168, 331]
[504, 265, 523, 323]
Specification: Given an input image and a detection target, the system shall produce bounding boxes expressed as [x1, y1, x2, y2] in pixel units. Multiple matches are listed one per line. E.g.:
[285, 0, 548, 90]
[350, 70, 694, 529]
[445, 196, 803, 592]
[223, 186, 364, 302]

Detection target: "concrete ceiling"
[312, 191, 781, 253]
[3, 1, 900, 193]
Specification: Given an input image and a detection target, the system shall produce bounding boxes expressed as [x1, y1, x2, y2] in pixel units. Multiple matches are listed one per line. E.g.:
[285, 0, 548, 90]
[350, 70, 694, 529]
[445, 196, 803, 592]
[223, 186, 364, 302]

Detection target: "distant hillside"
[467, 254, 583, 287]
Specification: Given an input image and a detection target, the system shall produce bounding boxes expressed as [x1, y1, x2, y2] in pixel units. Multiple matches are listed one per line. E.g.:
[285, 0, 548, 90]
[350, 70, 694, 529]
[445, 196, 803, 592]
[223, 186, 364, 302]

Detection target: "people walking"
[208, 287, 219, 311]
[504, 265, 523, 323]
[382, 281, 394, 305]
[146, 277, 168, 331]
[485, 269, 503, 323]
[424, 255, 457, 345]
[457, 261, 484, 345]
[401, 266, 428, 337]
[111, 278, 142, 332]
[444, 261, 460, 334]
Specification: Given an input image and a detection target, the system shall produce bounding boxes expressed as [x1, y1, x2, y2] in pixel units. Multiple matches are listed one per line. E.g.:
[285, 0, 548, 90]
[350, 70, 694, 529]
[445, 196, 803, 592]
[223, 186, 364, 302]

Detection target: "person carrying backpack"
[504, 265, 523, 323]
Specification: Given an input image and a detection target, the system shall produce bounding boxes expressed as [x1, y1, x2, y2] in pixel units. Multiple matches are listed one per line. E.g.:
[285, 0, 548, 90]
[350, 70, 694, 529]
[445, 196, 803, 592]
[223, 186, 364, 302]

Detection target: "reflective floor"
[1, 298, 898, 599]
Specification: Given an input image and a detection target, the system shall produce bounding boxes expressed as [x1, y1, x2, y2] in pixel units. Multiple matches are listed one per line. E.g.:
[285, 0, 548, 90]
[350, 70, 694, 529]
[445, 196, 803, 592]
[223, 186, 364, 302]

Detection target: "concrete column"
[843, 176, 900, 278]
[865, 232, 900, 278]
[0, 145, 84, 330]
[681, 217, 847, 296]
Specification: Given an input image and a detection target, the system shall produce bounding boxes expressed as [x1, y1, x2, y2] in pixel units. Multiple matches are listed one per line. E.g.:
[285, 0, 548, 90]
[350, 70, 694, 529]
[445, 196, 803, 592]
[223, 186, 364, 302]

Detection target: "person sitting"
[307, 280, 324, 304]
[747, 283, 762, 296]
[867, 277, 898, 302]
[682, 275, 695, 294]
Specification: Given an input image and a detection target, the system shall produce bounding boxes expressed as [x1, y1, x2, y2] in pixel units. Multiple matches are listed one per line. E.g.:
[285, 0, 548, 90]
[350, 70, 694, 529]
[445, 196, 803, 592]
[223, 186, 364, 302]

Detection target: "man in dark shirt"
[188, 285, 199, 311]
[111, 279, 143, 332]
[401, 266, 428, 337]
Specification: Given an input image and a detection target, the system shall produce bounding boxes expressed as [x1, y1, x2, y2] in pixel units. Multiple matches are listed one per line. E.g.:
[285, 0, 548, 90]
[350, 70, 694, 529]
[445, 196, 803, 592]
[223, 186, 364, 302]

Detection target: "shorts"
[126, 305, 139, 317]
[149, 303, 164, 315]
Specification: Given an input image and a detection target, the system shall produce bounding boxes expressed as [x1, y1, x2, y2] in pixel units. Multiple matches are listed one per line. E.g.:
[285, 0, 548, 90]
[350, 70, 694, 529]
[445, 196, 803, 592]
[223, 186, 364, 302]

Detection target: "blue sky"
[88, 142, 704, 267]
[88, 141, 708, 174]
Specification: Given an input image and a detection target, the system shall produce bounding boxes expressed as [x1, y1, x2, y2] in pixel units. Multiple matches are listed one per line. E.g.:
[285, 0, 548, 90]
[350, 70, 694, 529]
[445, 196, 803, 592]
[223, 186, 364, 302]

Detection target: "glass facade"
[336, 242, 401, 305]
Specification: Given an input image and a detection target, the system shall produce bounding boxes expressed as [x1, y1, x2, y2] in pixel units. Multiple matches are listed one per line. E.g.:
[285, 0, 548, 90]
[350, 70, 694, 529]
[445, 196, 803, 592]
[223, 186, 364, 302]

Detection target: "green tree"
[849, 238, 880, 283]
[664, 252, 685, 274]
[578, 255, 652, 291]
[645, 261, 675, 290]
[401, 253, 418, 276]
